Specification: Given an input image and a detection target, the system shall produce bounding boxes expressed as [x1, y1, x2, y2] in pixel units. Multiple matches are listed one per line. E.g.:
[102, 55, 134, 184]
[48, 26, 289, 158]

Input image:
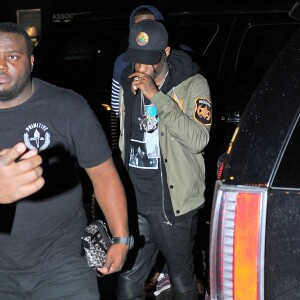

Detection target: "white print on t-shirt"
[23, 122, 51, 151]
[129, 139, 158, 169]
[144, 130, 159, 159]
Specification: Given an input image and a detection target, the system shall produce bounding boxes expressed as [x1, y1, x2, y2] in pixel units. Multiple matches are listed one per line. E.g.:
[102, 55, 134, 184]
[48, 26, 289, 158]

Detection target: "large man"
[117, 20, 211, 299]
[0, 22, 130, 299]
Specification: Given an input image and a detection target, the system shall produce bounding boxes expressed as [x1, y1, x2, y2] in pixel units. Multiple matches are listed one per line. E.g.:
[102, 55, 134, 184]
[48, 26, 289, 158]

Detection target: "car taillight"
[210, 181, 267, 300]
[217, 160, 225, 180]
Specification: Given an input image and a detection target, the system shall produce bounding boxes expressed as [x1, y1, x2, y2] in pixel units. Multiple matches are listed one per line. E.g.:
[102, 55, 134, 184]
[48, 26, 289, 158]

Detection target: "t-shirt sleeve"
[71, 100, 112, 168]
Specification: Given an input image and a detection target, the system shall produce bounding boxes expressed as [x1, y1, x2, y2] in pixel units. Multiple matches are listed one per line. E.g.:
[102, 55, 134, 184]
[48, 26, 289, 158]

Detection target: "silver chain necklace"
[138, 72, 169, 131]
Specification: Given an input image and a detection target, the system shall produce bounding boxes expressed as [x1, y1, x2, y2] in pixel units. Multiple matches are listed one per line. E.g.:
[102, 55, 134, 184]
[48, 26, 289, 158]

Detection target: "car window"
[170, 22, 219, 56]
[63, 39, 95, 61]
[34, 20, 219, 104]
[61, 33, 124, 91]
[34, 28, 128, 102]
[272, 118, 300, 188]
[236, 24, 298, 93]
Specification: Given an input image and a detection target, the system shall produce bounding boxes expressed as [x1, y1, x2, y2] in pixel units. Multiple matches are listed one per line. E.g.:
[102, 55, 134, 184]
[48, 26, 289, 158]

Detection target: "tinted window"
[34, 20, 219, 106]
[33, 24, 128, 139]
[170, 22, 219, 57]
[273, 119, 300, 188]
[59, 32, 126, 93]
[236, 24, 298, 93]
[34, 26, 128, 105]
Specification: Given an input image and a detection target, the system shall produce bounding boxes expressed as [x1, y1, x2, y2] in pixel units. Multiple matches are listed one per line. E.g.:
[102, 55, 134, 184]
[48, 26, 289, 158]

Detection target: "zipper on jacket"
[160, 159, 173, 226]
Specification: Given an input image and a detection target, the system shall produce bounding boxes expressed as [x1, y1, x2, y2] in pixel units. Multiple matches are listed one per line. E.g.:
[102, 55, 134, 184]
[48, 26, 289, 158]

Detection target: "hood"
[129, 5, 165, 29]
[164, 49, 200, 89]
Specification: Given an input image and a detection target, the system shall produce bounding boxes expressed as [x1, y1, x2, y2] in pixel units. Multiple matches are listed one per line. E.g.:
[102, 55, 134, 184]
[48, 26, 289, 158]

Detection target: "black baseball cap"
[124, 20, 168, 65]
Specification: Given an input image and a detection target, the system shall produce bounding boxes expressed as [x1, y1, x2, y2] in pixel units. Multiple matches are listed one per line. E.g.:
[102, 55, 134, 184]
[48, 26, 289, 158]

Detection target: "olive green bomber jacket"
[150, 74, 211, 216]
[119, 73, 211, 217]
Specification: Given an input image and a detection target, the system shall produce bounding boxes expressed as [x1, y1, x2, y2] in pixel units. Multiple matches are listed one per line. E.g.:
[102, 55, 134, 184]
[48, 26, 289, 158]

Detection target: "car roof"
[221, 26, 300, 186]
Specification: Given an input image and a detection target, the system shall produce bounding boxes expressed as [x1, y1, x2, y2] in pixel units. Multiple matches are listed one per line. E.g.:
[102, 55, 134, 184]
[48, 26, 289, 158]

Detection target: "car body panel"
[264, 189, 300, 299]
[221, 28, 300, 186]
[210, 12, 300, 300]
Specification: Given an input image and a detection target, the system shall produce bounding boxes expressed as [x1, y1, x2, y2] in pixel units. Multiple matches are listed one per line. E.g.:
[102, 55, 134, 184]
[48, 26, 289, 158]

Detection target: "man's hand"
[129, 72, 159, 99]
[97, 243, 129, 275]
[0, 143, 44, 204]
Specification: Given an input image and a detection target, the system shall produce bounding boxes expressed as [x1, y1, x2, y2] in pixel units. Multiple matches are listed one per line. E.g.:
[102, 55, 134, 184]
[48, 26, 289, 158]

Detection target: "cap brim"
[124, 48, 162, 65]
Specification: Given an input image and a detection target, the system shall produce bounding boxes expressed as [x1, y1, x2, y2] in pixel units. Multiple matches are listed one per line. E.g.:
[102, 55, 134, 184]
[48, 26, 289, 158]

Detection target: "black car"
[32, 4, 299, 153]
[209, 3, 300, 299]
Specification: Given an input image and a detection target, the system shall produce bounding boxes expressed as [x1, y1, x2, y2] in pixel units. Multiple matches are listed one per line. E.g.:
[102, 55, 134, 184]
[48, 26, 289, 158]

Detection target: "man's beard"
[0, 70, 31, 102]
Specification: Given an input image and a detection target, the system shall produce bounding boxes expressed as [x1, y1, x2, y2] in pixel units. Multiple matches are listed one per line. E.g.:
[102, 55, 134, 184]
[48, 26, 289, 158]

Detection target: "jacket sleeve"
[151, 74, 211, 154]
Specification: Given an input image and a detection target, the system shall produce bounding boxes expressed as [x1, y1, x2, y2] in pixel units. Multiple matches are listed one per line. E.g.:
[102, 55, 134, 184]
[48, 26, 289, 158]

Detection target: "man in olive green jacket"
[117, 20, 211, 300]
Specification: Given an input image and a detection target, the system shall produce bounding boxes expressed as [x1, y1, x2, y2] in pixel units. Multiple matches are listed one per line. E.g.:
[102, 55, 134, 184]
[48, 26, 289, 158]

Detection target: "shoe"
[154, 273, 171, 296]
[145, 271, 160, 298]
[144, 281, 157, 298]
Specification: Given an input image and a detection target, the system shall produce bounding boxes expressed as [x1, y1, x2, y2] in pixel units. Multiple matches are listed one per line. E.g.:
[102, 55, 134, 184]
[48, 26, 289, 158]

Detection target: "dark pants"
[117, 210, 198, 300]
[0, 256, 99, 300]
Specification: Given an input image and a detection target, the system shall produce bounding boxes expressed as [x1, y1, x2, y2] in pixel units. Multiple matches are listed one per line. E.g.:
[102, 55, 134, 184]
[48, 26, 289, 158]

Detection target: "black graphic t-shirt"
[0, 78, 111, 272]
[128, 93, 162, 211]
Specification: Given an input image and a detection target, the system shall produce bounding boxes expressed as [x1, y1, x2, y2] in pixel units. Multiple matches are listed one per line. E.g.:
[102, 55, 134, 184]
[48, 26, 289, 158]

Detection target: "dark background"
[0, 0, 297, 38]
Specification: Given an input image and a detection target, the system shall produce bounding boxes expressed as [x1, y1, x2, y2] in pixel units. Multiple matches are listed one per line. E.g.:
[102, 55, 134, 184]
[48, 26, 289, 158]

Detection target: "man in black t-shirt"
[0, 22, 130, 299]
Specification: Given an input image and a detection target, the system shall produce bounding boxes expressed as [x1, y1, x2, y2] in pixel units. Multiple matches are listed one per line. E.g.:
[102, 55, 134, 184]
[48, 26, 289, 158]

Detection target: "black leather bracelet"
[112, 236, 134, 249]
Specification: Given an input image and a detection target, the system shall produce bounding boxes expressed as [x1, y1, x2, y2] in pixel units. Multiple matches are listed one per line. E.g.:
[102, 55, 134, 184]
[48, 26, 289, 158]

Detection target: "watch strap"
[112, 236, 134, 249]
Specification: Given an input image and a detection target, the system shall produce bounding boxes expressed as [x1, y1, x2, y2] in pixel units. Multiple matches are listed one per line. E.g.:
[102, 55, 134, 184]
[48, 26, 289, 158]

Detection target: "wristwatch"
[112, 236, 134, 250]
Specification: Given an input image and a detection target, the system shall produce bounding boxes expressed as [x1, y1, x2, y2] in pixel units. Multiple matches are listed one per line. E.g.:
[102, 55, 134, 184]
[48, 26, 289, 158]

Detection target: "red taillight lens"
[210, 182, 267, 300]
[233, 193, 261, 299]
[217, 160, 225, 180]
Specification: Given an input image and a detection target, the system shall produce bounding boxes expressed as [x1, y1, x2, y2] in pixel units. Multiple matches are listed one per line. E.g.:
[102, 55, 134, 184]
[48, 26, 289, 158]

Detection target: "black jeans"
[117, 210, 198, 300]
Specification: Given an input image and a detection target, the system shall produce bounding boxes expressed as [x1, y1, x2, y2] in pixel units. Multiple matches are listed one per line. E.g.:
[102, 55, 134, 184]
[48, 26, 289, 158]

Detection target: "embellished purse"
[81, 220, 112, 269]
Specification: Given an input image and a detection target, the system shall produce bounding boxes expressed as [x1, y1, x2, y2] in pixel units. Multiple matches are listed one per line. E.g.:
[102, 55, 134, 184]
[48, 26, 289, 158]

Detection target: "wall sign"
[17, 9, 41, 46]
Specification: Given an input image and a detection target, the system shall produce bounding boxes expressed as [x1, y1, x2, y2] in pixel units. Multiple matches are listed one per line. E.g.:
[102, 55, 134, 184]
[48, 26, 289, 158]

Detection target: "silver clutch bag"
[81, 220, 112, 268]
